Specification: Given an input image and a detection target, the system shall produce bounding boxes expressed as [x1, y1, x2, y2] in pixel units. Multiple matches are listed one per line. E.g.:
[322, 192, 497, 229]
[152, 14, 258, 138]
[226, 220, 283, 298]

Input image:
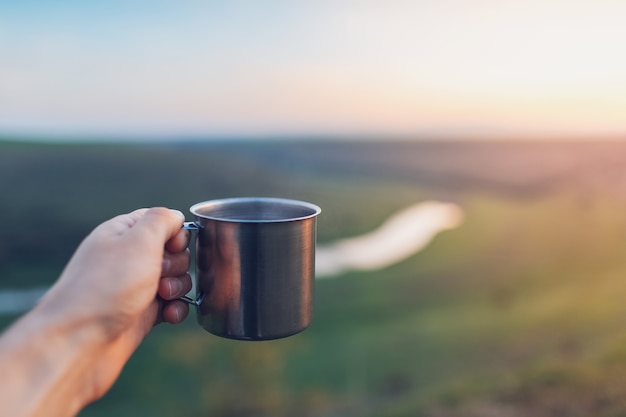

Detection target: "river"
[0, 201, 464, 314]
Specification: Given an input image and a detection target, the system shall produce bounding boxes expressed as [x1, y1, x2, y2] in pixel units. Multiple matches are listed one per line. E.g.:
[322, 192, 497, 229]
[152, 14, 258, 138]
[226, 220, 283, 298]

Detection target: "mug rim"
[189, 197, 321, 224]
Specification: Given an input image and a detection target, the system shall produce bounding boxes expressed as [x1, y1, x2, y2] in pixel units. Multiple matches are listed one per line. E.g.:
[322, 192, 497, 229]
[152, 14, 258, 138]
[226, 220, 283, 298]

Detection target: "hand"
[44, 207, 191, 326]
[37, 208, 192, 403]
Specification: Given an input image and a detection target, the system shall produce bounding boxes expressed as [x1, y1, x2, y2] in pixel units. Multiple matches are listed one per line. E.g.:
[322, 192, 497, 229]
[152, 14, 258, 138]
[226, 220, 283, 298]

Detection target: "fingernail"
[161, 257, 171, 274]
[174, 305, 182, 323]
[169, 279, 183, 298]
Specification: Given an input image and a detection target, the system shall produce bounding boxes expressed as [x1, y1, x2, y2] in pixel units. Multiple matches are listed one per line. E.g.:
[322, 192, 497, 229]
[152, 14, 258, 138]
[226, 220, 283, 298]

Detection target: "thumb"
[130, 207, 186, 245]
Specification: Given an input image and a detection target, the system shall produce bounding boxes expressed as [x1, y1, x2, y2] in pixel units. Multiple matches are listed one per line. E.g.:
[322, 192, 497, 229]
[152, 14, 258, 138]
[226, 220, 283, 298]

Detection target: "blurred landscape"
[3, 138, 626, 416]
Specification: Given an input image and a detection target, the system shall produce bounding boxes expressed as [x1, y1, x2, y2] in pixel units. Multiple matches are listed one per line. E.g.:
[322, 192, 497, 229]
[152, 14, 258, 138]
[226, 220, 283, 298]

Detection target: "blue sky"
[1, 1, 626, 140]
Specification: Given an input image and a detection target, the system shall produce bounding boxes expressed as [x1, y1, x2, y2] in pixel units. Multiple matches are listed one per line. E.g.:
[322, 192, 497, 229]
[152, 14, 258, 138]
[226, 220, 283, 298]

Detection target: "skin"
[0, 207, 192, 417]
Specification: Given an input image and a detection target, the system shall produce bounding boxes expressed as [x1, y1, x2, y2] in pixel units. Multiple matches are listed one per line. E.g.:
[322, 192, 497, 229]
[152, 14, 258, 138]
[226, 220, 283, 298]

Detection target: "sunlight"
[1, 1, 626, 138]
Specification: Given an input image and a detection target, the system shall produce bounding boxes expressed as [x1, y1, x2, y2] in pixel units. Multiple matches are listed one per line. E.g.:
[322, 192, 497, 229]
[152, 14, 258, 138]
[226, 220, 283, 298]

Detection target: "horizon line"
[2, 130, 626, 144]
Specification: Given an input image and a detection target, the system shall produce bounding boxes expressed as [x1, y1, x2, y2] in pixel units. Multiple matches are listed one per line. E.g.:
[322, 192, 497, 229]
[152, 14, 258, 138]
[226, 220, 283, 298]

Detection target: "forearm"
[0, 303, 105, 417]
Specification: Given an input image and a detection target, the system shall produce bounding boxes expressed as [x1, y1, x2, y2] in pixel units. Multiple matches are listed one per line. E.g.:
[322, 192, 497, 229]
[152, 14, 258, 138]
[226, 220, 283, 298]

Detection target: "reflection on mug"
[198, 221, 242, 335]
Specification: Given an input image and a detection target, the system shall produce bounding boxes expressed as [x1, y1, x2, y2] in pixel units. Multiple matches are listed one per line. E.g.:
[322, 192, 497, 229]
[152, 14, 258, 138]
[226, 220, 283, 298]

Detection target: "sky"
[1, 0, 626, 140]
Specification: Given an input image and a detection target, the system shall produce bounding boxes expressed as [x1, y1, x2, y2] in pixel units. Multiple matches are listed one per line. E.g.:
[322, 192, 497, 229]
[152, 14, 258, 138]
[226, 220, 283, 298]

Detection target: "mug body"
[190, 197, 320, 340]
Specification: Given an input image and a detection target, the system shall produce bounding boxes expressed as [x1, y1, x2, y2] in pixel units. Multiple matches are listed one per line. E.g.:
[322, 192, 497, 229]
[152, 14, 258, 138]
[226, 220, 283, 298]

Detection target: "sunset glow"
[1, 1, 625, 139]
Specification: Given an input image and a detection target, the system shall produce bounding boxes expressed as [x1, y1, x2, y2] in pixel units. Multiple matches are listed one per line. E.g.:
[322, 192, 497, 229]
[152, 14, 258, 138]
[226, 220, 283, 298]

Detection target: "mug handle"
[183, 221, 200, 231]
[179, 295, 198, 305]
[178, 221, 201, 306]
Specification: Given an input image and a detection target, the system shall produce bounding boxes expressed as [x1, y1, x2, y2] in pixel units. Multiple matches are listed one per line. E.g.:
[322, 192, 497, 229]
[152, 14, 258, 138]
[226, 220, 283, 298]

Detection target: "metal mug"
[180, 197, 321, 341]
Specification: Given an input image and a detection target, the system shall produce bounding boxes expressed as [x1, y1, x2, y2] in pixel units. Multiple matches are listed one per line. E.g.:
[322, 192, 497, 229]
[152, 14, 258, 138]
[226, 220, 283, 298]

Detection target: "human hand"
[37, 207, 192, 402]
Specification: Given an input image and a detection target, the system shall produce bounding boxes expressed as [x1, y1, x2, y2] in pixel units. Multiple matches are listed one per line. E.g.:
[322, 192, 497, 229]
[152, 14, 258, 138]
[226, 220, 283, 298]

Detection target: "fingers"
[132, 207, 185, 246]
[162, 300, 190, 324]
[158, 273, 193, 300]
[154, 299, 190, 326]
[156, 272, 191, 324]
[158, 217, 192, 325]
[165, 228, 190, 253]
[162, 249, 190, 278]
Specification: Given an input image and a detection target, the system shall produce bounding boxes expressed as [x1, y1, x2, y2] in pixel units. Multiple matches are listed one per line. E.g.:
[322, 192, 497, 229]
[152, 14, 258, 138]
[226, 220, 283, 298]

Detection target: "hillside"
[2, 139, 626, 416]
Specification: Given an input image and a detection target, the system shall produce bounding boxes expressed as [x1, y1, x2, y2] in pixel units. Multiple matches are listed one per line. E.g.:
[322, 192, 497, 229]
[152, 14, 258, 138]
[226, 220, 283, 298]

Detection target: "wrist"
[36, 279, 124, 344]
[0, 303, 108, 417]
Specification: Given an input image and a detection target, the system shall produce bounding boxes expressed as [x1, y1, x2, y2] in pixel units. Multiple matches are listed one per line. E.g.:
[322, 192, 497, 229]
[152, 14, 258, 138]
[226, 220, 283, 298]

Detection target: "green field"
[3, 139, 626, 416]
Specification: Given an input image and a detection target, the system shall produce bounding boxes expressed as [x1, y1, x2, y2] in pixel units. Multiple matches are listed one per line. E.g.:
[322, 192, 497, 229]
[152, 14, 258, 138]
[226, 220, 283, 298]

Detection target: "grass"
[3, 139, 626, 416]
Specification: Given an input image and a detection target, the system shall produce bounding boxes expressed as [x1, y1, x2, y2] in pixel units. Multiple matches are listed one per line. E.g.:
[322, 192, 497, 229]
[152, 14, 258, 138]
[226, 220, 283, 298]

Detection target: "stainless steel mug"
[181, 197, 321, 341]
